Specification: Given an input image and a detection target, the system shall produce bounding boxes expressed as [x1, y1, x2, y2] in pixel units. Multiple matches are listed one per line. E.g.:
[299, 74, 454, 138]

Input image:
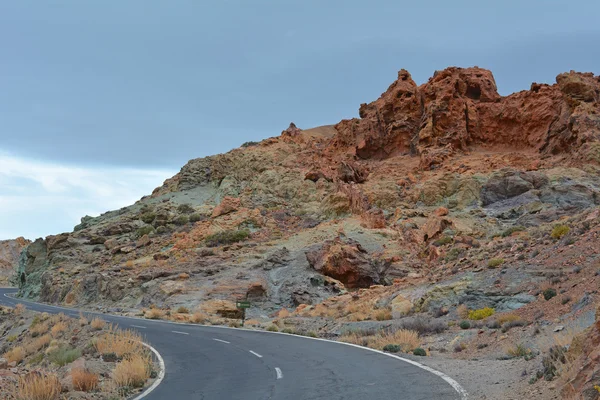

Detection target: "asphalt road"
[0, 288, 467, 400]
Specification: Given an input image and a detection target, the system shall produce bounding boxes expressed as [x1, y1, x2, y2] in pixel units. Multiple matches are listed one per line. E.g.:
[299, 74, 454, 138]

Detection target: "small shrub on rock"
[459, 320, 471, 330]
[176, 306, 190, 314]
[413, 348, 427, 356]
[502, 225, 525, 237]
[266, 325, 279, 332]
[140, 212, 156, 224]
[136, 225, 155, 238]
[487, 258, 504, 268]
[189, 213, 204, 223]
[48, 347, 81, 366]
[433, 236, 452, 246]
[177, 204, 195, 214]
[543, 288, 557, 301]
[383, 344, 402, 353]
[173, 215, 189, 226]
[468, 307, 495, 320]
[205, 229, 250, 247]
[551, 224, 570, 239]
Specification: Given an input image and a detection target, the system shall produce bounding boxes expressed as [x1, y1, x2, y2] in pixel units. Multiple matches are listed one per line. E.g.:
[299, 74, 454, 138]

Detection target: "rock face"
[330, 67, 600, 168]
[0, 237, 30, 285]
[305, 237, 382, 288]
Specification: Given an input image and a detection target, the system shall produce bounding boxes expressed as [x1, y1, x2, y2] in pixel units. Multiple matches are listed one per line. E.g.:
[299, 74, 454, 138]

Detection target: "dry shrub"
[144, 308, 165, 320]
[72, 369, 99, 392]
[94, 326, 145, 358]
[11, 373, 61, 400]
[374, 309, 393, 321]
[30, 322, 50, 337]
[496, 313, 521, 325]
[13, 303, 26, 316]
[339, 329, 420, 352]
[113, 354, 151, 388]
[4, 346, 25, 364]
[191, 312, 209, 324]
[26, 334, 51, 353]
[64, 292, 76, 304]
[50, 321, 67, 337]
[277, 308, 291, 318]
[457, 304, 469, 319]
[79, 314, 88, 327]
[90, 317, 106, 330]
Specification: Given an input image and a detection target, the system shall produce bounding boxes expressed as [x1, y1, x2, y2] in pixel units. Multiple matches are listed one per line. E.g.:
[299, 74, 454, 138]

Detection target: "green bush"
[241, 141, 259, 147]
[413, 348, 427, 356]
[48, 347, 81, 366]
[205, 229, 250, 247]
[543, 288, 557, 301]
[433, 236, 453, 246]
[487, 258, 504, 268]
[468, 307, 495, 320]
[140, 212, 156, 224]
[281, 328, 294, 334]
[7, 334, 17, 342]
[445, 248, 462, 262]
[266, 325, 279, 332]
[173, 215, 189, 226]
[383, 344, 402, 353]
[502, 226, 525, 237]
[459, 320, 471, 330]
[136, 225, 155, 238]
[189, 213, 204, 223]
[551, 225, 570, 239]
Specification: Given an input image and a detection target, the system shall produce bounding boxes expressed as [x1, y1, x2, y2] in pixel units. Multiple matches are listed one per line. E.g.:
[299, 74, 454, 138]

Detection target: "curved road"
[0, 288, 466, 400]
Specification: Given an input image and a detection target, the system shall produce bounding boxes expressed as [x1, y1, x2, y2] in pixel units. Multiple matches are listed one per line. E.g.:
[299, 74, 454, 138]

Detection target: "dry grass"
[374, 309, 393, 321]
[72, 369, 99, 392]
[90, 317, 106, 330]
[78, 313, 88, 327]
[4, 346, 25, 364]
[144, 308, 165, 320]
[11, 373, 61, 400]
[50, 321, 67, 337]
[457, 304, 469, 319]
[496, 313, 521, 325]
[339, 329, 420, 352]
[113, 354, 151, 388]
[13, 303, 26, 316]
[94, 326, 146, 358]
[191, 311, 209, 324]
[30, 322, 50, 337]
[25, 334, 51, 354]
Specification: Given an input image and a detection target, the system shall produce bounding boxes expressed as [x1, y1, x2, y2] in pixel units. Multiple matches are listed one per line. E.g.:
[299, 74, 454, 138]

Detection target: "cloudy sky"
[1, 0, 599, 240]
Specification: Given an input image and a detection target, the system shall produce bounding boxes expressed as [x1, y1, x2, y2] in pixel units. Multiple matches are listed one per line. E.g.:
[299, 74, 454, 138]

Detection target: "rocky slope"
[0, 238, 30, 286]
[14, 66, 600, 399]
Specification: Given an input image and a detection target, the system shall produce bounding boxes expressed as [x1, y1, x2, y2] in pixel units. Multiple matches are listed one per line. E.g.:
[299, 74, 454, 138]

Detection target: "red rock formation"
[305, 238, 380, 288]
[329, 67, 600, 169]
[212, 197, 241, 218]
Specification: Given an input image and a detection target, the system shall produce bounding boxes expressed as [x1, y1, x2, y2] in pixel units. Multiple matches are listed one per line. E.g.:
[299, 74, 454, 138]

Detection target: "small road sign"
[236, 301, 251, 309]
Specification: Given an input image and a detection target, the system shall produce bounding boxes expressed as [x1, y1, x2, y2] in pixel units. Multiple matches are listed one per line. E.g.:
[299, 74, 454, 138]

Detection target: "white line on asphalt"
[133, 342, 166, 400]
[249, 350, 263, 358]
[131, 325, 147, 329]
[275, 367, 283, 379]
[171, 330, 189, 335]
[213, 338, 230, 344]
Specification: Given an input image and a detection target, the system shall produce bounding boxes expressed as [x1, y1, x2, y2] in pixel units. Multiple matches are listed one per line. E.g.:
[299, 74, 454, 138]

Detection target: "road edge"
[133, 342, 166, 400]
[4, 290, 467, 399]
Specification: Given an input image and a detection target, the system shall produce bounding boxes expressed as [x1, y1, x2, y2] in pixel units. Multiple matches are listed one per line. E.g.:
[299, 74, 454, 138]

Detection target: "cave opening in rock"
[466, 84, 482, 100]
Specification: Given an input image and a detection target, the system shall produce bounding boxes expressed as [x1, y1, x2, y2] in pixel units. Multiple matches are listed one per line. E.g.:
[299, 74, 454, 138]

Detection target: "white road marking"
[249, 350, 263, 358]
[171, 330, 189, 335]
[131, 325, 147, 329]
[275, 367, 283, 379]
[213, 338, 230, 344]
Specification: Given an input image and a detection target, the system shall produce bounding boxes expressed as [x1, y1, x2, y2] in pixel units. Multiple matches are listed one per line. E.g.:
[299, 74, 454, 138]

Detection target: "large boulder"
[305, 238, 381, 288]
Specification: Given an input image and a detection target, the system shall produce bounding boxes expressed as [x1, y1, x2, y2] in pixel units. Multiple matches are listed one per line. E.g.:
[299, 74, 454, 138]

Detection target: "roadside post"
[236, 300, 251, 326]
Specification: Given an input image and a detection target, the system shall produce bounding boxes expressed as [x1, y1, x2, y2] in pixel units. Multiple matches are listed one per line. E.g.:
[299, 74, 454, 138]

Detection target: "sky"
[1, 0, 599, 240]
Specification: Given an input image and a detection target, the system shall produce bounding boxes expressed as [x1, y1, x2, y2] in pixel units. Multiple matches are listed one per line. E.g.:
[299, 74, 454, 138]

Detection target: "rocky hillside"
[14, 66, 600, 398]
[0, 238, 30, 286]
